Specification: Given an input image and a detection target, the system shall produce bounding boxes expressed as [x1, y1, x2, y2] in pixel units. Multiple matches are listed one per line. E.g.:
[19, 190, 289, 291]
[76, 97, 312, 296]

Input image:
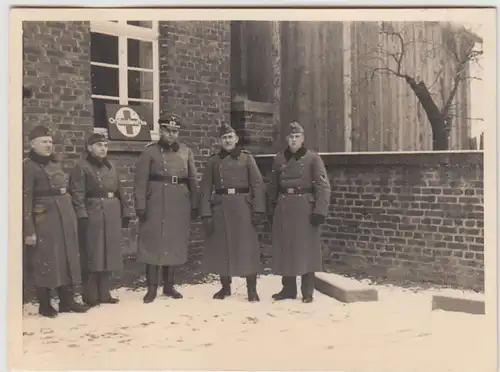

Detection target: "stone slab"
[315, 272, 379, 303]
[431, 295, 485, 315]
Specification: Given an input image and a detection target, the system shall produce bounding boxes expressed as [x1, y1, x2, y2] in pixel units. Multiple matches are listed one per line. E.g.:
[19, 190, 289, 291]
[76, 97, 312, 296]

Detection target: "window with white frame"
[89, 20, 160, 138]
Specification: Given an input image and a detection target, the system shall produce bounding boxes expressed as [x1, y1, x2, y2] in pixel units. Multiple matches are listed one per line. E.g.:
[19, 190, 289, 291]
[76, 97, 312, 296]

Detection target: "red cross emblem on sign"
[108, 107, 147, 138]
[121, 110, 135, 135]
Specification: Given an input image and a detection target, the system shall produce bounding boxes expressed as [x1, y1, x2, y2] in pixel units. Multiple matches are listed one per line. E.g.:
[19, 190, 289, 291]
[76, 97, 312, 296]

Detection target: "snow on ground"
[19, 275, 494, 372]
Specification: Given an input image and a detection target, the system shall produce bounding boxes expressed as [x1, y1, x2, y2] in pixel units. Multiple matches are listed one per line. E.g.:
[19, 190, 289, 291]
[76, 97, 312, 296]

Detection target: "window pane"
[127, 39, 153, 69]
[129, 101, 154, 130]
[128, 70, 153, 100]
[91, 65, 119, 97]
[127, 21, 153, 28]
[92, 98, 119, 128]
[90, 32, 119, 65]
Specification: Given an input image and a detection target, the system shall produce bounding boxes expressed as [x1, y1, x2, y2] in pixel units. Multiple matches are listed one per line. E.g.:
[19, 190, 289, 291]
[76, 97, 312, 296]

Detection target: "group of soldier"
[23, 114, 331, 318]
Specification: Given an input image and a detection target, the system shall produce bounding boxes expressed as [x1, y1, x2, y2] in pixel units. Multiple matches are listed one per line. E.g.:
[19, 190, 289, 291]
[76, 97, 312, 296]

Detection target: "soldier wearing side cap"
[199, 124, 266, 302]
[22, 125, 89, 317]
[267, 122, 331, 303]
[133, 114, 199, 303]
[69, 132, 133, 307]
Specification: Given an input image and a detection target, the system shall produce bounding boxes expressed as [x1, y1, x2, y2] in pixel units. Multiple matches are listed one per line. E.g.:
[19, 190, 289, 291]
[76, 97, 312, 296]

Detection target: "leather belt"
[87, 191, 116, 199]
[279, 187, 313, 195]
[35, 187, 68, 197]
[215, 187, 250, 195]
[149, 175, 188, 185]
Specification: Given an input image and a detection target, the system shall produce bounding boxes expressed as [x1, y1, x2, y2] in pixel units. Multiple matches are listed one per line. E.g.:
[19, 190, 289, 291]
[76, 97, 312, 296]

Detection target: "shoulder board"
[241, 149, 250, 154]
[209, 153, 217, 158]
[145, 141, 156, 147]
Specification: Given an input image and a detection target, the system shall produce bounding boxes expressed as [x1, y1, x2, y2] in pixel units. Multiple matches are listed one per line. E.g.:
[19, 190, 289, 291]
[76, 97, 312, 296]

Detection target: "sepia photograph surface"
[8, 7, 498, 372]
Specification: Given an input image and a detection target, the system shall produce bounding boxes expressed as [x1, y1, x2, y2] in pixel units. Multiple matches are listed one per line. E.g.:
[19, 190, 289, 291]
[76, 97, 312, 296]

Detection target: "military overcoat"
[267, 147, 331, 276]
[199, 148, 265, 277]
[69, 154, 131, 273]
[133, 141, 199, 266]
[22, 152, 82, 289]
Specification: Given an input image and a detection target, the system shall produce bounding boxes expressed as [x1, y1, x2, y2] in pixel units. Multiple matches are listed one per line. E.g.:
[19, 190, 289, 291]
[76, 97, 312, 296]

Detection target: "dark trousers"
[219, 274, 258, 289]
[36, 285, 79, 308]
[82, 271, 114, 304]
[145, 264, 176, 287]
[282, 273, 315, 297]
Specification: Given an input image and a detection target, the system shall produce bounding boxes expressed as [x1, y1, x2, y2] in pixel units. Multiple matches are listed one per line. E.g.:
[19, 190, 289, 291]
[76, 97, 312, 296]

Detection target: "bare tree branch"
[380, 29, 406, 76]
[448, 115, 484, 121]
[370, 67, 401, 79]
[442, 49, 484, 116]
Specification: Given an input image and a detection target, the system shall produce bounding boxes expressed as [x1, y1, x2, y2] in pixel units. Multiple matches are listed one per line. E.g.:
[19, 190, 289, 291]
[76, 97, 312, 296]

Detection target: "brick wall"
[255, 151, 484, 291]
[23, 21, 93, 169]
[231, 100, 277, 154]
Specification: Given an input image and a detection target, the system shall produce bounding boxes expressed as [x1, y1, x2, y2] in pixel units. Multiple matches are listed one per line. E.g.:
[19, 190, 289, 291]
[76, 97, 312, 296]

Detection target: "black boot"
[213, 276, 232, 299]
[246, 274, 260, 302]
[143, 264, 159, 304]
[272, 276, 297, 300]
[98, 272, 119, 304]
[301, 272, 315, 303]
[162, 266, 183, 299]
[82, 272, 100, 307]
[36, 287, 58, 318]
[57, 286, 89, 313]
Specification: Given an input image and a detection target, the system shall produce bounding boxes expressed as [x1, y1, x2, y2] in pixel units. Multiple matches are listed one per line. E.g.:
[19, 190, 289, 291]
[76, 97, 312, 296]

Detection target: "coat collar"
[158, 138, 180, 152]
[29, 150, 57, 165]
[219, 146, 241, 160]
[284, 145, 307, 161]
[86, 152, 112, 169]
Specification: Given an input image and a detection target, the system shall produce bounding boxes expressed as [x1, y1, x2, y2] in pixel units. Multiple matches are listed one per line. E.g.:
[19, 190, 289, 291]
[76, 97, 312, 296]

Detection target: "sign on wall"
[105, 104, 152, 141]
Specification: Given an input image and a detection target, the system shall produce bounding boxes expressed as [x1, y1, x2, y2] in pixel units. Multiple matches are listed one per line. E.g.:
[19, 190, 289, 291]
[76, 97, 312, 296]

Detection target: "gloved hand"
[24, 234, 37, 246]
[191, 208, 199, 221]
[136, 209, 146, 222]
[310, 213, 325, 227]
[202, 217, 215, 236]
[251, 212, 265, 227]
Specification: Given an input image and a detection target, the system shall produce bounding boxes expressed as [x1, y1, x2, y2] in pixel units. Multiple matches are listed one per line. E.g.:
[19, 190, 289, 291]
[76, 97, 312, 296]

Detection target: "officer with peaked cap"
[199, 124, 266, 302]
[69, 132, 133, 307]
[23, 125, 89, 317]
[267, 121, 331, 303]
[133, 114, 199, 303]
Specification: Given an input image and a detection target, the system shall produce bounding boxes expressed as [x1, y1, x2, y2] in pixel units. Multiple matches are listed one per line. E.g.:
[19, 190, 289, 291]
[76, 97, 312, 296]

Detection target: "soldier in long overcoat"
[267, 122, 331, 303]
[199, 124, 266, 302]
[69, 133, 132, 307]
[23, 125, 89, 317]
[134, 114, 199, 303]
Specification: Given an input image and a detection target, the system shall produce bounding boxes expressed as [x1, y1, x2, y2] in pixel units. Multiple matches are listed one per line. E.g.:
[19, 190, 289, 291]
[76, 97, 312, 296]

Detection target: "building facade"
[23, 20, 480, 264]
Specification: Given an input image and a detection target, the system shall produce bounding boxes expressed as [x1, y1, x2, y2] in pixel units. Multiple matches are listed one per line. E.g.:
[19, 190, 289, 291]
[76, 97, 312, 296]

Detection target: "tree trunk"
[404, 77, 449, 151]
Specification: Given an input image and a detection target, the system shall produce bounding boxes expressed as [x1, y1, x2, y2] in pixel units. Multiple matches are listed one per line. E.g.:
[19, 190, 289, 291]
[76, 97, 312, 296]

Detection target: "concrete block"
[315, 272, 379, 303]
[431, 295, 485, 315]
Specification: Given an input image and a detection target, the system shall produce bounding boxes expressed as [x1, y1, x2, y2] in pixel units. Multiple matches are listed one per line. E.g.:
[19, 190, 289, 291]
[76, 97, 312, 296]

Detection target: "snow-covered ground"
[19, 275, 494, 372]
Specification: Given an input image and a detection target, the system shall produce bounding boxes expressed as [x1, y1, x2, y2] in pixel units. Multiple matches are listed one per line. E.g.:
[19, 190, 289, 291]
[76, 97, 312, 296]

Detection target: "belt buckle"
[107, 192, 114, 198]
[287, 188, 294, 194]
[228, 188, 236, 195]
[60, 187, 66, 194]
[172, 176, 178, 184]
